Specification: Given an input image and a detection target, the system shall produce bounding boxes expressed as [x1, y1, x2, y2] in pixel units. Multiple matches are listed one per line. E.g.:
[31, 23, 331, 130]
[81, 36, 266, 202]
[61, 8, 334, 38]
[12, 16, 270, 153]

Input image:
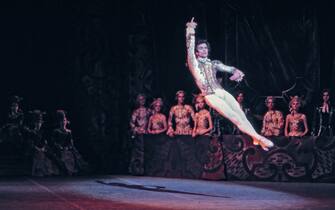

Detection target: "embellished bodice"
[261, 110, 284, 136]
[287, 113, 306, 136]
[149, 113, 166, 131]
[169, 104, 194, 135]
[195, 110, 210, 130]
[130, 107, 151, 134]
[194, 60, 223, 94]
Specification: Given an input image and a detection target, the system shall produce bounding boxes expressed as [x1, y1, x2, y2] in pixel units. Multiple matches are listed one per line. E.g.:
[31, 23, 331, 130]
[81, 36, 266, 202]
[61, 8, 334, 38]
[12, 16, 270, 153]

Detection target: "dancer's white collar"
[197, 57, 211, 63]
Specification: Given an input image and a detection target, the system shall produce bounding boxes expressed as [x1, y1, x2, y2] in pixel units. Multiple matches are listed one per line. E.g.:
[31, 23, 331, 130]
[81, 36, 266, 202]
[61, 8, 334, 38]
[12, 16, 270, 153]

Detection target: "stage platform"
[1, 175, 335, 210]
[131, 135, 335, 182]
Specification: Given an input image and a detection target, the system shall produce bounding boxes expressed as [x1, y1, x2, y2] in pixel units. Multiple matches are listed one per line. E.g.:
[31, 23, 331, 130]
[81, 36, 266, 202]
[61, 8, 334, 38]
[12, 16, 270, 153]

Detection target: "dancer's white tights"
[205, 89, 273, 149]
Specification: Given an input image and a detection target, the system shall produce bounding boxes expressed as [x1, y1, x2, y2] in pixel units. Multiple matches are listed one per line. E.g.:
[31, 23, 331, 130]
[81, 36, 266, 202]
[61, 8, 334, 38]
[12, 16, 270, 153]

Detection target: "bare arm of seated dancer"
[284, 114, 291, 137]
[166, 107, 175, 137]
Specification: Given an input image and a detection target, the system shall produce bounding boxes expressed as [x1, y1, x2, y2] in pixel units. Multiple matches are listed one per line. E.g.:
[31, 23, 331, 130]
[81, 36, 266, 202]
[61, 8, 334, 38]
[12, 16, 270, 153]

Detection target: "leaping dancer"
[185, 17, 274, 151]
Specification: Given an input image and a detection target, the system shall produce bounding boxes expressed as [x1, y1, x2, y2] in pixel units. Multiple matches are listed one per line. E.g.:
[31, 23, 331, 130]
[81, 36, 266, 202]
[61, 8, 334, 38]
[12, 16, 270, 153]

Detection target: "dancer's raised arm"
[186, 17, 198, 72]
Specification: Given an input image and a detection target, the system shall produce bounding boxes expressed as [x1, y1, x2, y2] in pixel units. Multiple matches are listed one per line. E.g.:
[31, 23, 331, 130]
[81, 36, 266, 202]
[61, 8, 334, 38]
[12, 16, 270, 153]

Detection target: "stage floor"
[1, 175, 335, 210]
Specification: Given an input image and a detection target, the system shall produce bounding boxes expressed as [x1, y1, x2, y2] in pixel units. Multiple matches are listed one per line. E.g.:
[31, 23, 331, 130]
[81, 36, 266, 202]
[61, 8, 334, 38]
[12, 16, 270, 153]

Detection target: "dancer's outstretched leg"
[215, 89, 266, 145]
[205, 89, 274, 151]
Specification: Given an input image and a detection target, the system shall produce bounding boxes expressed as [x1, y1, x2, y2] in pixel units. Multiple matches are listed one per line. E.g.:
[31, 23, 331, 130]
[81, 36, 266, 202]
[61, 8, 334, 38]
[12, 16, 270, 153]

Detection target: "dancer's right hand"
[186, 17, 197, 29]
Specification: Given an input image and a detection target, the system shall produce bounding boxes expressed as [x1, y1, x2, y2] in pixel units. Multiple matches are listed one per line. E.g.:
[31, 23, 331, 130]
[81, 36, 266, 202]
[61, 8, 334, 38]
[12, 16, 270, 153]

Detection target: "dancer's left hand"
[229, 69, 245, 82]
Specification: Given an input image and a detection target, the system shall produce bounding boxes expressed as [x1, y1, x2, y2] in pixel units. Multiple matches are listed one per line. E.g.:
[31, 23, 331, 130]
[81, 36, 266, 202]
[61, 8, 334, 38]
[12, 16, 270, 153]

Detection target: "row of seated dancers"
[130, 89, 334, 138]
[0, 96, 88, 177]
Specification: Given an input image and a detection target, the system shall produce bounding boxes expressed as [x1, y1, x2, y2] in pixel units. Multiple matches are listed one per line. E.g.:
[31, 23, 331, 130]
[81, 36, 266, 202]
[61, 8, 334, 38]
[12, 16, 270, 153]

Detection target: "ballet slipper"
[257, 136, 274, 151]
[258, 141, 269, 151]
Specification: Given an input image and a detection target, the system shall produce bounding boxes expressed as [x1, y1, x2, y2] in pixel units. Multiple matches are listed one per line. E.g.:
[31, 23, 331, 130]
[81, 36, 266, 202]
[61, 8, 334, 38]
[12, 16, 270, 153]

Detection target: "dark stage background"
[0, 0, 334, 173]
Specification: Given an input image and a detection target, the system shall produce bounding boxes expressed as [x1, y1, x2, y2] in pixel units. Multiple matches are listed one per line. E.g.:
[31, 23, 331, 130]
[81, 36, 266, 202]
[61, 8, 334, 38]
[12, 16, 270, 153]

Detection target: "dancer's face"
[196, 98, 205, 109]
[60, 118, 69, 128]
[153, 104, 161, 113]
[196, 43, 209, 58]
[266, 99, 274, 110]
[177, 93, 185, 104]
[290, 101, 299, 111]
[137, 95, 146, 106]
[236, 93, 244, 104]
[323, 91, 330, 103]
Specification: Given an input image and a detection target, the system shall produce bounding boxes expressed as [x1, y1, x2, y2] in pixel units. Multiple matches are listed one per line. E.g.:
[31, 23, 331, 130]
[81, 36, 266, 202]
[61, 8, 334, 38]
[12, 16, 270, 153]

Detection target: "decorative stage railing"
[132, 135, 335, 182]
